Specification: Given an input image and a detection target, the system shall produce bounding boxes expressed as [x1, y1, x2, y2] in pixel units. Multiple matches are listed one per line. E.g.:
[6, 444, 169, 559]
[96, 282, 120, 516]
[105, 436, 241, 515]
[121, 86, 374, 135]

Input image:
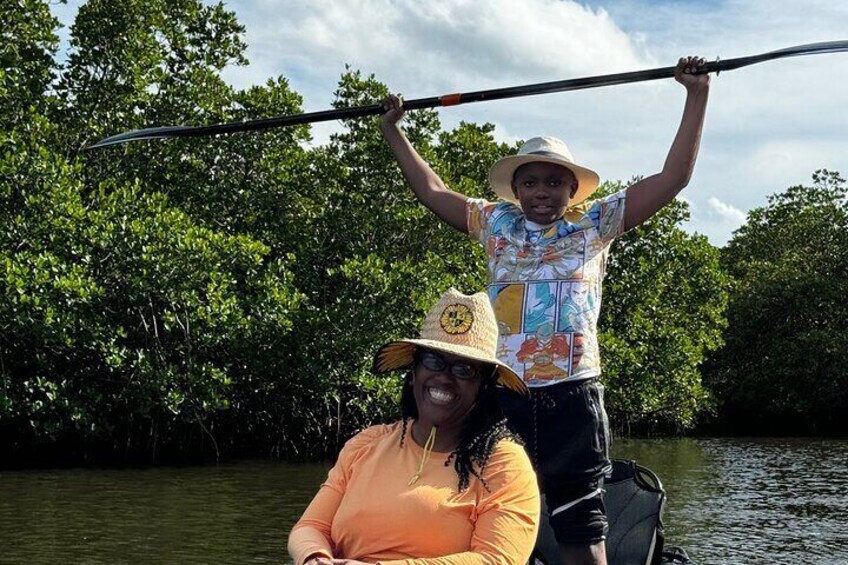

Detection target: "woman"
[288, 288, 540, 565]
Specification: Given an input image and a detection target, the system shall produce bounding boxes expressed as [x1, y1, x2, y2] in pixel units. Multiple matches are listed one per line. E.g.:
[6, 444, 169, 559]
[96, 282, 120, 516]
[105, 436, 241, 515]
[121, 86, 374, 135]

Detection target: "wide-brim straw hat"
[373, 288, 527, 395]
[488, 136, 600, 207]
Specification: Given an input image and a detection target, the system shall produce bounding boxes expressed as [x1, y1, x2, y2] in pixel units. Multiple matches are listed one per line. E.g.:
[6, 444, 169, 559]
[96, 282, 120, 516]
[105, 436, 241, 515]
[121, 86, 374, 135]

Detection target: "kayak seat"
[531, 459, 675, 565]
[604, 459, 665, 565]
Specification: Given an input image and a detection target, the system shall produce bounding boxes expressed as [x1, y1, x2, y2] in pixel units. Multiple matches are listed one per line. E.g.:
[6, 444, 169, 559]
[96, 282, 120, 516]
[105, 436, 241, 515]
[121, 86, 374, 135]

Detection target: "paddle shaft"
[87, 40, 848, 148]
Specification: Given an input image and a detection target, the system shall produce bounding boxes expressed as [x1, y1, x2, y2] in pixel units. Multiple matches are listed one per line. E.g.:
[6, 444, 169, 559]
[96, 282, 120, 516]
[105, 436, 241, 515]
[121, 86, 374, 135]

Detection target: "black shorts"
[498, 378, 611, 544]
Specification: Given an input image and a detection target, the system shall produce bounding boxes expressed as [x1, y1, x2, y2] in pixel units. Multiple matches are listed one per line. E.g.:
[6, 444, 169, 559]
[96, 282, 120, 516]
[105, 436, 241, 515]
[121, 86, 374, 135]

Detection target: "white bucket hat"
[488, 136, 600, 206]
[373, 288, 527, 395]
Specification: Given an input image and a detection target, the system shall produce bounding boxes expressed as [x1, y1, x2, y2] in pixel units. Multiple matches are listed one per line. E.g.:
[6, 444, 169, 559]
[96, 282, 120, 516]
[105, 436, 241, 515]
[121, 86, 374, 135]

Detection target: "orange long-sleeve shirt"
[288, 422, 540, 565]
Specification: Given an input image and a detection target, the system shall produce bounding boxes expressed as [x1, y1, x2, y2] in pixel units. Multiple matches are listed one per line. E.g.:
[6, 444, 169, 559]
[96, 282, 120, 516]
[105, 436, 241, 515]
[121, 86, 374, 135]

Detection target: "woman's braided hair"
[399, 351, 522, 492]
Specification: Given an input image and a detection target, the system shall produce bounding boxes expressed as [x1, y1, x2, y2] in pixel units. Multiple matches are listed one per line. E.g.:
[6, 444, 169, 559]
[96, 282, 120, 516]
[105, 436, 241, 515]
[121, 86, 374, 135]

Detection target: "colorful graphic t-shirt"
[467, 191, 627, 387]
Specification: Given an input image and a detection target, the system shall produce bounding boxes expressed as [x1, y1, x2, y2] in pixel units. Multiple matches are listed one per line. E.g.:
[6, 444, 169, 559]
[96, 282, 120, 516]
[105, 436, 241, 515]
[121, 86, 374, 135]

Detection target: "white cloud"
[708, 197, 747, 225]
[684, 197, 748, 246]
[740, 140, 846, 188]
[222, 0, 653, 95]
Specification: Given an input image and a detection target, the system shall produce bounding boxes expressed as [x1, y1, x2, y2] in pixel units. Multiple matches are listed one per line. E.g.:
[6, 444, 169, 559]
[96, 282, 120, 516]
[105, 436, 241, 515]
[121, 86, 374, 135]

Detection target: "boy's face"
[511, 162, 578, 224]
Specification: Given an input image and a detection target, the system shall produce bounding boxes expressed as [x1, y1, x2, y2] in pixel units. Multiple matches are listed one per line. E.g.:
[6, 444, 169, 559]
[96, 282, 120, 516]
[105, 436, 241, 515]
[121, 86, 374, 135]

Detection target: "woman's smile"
[426, 385, 457, 405]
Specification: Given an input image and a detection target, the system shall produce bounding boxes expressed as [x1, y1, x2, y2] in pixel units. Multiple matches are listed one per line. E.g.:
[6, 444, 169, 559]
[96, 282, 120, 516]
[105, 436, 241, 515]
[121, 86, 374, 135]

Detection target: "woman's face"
[412, 349, 485, 433]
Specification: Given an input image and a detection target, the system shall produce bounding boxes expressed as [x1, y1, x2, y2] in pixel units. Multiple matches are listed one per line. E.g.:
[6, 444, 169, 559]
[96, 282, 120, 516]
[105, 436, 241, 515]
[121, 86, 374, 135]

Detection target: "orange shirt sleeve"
[287, 483, 340, 565]
[378, 441, 540, 565]
[288, 429, 378, 565]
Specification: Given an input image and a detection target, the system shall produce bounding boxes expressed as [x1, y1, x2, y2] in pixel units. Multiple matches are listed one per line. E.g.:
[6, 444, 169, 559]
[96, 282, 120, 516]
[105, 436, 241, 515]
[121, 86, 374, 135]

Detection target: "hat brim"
[488, 154, 600, 207]
[373, 340, 528, 395]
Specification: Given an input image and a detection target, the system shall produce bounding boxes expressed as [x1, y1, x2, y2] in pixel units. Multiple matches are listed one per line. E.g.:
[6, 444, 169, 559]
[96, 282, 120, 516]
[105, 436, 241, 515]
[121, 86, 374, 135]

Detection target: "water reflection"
[1, 438, 846, 564]
[611, 437, 848, 564]
[0, 462, 328, 564]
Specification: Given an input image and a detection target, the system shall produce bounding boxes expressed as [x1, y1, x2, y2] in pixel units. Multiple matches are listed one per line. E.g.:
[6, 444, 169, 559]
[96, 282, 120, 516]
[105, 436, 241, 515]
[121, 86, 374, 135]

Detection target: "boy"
[380, 56, 710, 565]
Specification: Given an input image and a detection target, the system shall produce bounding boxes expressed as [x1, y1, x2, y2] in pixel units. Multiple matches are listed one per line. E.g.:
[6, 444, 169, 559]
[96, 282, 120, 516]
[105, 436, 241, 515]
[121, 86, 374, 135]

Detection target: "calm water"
[1, 438, 846, 564]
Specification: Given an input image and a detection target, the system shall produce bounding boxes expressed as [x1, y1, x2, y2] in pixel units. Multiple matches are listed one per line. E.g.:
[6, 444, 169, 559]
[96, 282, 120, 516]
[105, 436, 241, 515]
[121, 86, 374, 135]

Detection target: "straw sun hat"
[488, 136, 600, 207]
[373, 288, 527, 395]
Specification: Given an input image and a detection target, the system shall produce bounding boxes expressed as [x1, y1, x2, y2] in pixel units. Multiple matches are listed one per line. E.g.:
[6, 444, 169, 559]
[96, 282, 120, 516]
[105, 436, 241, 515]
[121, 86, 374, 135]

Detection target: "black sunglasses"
[416, 350, 487, 381]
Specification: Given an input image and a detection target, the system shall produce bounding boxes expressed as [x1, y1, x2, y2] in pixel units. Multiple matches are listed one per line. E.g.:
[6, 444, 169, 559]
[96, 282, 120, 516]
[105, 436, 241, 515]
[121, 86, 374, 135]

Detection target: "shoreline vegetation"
[2, 1, 846, 469]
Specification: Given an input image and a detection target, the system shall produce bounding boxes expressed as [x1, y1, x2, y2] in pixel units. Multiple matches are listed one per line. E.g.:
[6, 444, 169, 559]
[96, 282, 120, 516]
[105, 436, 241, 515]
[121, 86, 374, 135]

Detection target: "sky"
[50, 0, 848, 245]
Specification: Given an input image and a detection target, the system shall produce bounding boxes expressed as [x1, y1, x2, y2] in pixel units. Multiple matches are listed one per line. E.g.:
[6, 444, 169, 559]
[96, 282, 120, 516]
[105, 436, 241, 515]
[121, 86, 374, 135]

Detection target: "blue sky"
[51, 0, 848, 245]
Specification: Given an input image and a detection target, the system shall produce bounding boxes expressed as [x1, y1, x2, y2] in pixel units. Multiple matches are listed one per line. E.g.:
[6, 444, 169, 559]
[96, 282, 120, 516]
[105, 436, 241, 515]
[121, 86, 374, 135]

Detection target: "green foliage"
[1, 0, 306, 463]
[0, 107, 302, 459]
[0, 0, 60, 123]
[0, 2, 510, 462]
[267, 71, 506, 454]
[5, 0, 813, 465]
[704, 170, 848, 434]
[54, 0, 247, 153]
[598, 182, 730, 433]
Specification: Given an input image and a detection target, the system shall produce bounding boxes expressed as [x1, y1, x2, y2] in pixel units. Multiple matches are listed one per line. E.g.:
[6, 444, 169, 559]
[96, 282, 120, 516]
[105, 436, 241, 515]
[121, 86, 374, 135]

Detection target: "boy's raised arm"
[624, 56, 711, 231]
[380, 94, 470, 234]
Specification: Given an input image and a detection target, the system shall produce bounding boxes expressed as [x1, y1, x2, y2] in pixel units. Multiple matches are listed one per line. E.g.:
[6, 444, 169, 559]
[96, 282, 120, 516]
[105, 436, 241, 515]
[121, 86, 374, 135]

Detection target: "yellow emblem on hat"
[440, 303, 474, 334]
